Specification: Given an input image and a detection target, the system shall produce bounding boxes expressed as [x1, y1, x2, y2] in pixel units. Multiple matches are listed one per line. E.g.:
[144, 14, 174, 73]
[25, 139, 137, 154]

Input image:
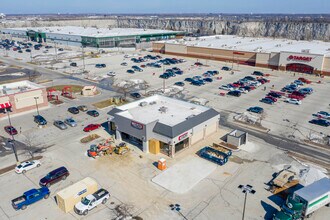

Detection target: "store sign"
[131, 121, 144, 130]
[288, 55, 312, 62]
[233, 51, 245, 55]
[77, 188, 87, 197]
[178, 132, 188, 141]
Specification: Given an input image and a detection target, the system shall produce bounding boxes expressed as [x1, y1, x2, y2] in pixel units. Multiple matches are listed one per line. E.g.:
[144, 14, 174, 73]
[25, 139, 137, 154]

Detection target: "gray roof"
[153, 108, 219, 138]
[108, 108, 123, 116]
[295, 178, 330, 202]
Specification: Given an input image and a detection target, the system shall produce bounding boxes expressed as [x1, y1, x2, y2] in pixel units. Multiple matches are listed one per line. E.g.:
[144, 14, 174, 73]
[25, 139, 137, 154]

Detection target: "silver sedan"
[54, 120, 68, 130]
[65, 118, 77, 127]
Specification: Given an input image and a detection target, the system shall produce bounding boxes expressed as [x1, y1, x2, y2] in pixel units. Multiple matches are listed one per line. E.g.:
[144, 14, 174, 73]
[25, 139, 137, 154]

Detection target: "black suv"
[87, 110, 99, 117]
[228, 90, 242, 97]
[34, 115, 47, 125]
[68, 107, 79, 114]
[39, 166, 69, 187]
[130, 92, 141, 98]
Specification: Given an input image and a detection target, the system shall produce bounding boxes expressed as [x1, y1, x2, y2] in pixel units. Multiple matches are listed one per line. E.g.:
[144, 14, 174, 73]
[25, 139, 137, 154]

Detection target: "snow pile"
[234, 112, 262, 125]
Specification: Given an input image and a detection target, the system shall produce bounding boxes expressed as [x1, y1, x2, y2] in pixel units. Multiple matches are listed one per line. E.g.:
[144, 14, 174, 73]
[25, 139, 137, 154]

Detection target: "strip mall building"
[153, 35, 330, 76]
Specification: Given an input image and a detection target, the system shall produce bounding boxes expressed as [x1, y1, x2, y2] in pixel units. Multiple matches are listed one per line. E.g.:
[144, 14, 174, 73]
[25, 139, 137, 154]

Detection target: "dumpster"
[198, 146, 229, 166]
[56, 177, 98, 213]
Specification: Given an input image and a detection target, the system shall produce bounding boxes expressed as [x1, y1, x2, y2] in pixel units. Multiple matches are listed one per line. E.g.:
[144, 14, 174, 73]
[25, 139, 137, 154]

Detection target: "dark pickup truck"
[12, 187, 50, 210]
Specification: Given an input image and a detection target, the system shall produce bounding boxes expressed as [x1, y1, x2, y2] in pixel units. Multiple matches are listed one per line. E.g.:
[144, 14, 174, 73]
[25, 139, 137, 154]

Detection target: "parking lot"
[0, 37, 329, 219]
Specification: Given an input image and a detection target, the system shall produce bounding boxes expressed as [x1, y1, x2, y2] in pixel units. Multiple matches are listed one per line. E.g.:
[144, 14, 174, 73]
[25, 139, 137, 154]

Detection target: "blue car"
[34, 115, 47, 125]
[203, 78, 213, 83]
[184, 78, 194, 82]
[174, 82, 185, 86]
[247, 107, 264, 114]
[260, 98, 274, 105]
[191, 80, 204, 86]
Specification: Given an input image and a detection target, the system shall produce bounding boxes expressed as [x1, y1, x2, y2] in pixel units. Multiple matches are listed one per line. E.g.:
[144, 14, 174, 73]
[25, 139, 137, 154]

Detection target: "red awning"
[0, 102, 12, 109]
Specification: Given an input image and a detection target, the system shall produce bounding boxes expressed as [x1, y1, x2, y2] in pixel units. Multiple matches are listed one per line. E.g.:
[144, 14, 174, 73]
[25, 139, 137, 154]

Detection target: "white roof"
[0, 80, 44, 96]
[116, 95, 209, 126]
[5, 26, 182, 38]
[160, 35, 330, 56]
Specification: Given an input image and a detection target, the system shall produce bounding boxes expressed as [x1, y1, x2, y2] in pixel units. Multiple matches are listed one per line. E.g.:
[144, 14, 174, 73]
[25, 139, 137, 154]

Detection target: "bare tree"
[28, 68, 40, 82]
[22, 133, 44, 158]
[112, 204, 134, 220]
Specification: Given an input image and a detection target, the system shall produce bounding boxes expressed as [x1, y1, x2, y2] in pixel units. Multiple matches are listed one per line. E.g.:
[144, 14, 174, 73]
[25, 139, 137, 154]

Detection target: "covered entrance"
[175, 138, 189, 153]
[160, 141, 170, 156]
[121, 132, 143, 150]
[286, 63, 314, 74]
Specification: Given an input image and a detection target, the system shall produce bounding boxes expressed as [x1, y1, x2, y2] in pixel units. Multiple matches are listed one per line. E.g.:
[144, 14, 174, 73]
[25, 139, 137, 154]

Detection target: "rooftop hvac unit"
[236, 41, 241, 44]
[326, 48, 330, 51]
[215, 36, 220, 39]
[149, 101, 157, 105]
[139, 101, 148, 107]
[301, 49, 310, 53]
[159, 106, 168, 114]
[275, 44, 281, 47]
[186, 114, 196, 120]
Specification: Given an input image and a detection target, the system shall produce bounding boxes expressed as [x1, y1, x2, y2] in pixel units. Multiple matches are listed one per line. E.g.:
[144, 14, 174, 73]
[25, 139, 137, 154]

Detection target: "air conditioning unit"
[149, 101, 157, 105]
[139, 102, 148, 107]
[159, 106, 168, 113]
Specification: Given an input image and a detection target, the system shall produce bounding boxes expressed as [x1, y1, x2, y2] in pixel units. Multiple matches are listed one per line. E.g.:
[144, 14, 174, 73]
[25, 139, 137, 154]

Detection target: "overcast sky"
[2, 0, 329, 14]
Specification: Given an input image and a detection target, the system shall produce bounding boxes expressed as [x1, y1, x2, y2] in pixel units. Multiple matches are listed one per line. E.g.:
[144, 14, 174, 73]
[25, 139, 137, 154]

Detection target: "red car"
[4, 126, 18, 135]
[83, 124, 101, 132]
[291, 91, 306, 98]
[231, 83, 240, 88]
[265, 96, 277, 102]
[298, 77, 311, 84]
[288, 94, 304, 100]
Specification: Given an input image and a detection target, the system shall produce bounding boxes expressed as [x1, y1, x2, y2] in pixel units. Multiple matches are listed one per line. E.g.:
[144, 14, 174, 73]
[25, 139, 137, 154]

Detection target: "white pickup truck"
[74, 188, 110, 215]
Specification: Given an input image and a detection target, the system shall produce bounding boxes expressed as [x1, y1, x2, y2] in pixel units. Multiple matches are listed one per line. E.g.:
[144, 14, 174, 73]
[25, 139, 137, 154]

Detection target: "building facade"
[153, 35, 330, 76]
[108, 95, 220, 157]
[0, 81, 48, 118]
[1, 26, 184, 48]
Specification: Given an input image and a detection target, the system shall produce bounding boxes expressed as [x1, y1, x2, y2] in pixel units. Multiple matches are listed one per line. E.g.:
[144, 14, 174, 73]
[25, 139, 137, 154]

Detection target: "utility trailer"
[198, 146, 228, 166]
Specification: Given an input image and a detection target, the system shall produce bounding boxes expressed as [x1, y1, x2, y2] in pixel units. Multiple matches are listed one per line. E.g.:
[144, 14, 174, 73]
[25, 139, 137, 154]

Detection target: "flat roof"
[160, 35, 330, 56]
[295, 177, 330, 202]
[114, 95, 210, 126]
[0, 80, 44, 96]
[4, 26, 183, 38]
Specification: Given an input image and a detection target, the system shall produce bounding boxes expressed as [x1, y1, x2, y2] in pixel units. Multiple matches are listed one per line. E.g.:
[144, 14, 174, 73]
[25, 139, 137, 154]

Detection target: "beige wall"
[0, 96, 10, 104]
[322, 57, 330, 72]
[165, 43, 187, 54]
[152, 42, 165, 52]
[256, 53, 271, 65]
[14, 89, 44, 109]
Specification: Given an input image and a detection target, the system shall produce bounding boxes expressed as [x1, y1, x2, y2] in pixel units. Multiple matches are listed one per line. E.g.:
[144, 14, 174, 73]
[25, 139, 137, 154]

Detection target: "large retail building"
[108, 95, 220, 157]
[153, 35, 330, 76]
[1, 26, 184, 48]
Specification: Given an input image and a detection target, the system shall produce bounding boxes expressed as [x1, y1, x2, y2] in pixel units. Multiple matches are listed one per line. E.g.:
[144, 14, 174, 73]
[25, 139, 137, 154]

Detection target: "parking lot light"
[34, 97, 40, 115]
[238, 184, 256, 220]
[5, 109, 19, 163]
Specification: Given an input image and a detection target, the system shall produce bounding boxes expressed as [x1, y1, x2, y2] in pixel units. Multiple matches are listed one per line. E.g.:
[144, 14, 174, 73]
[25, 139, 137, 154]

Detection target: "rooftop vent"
[159, 106, 168, 114]
[139, 101, 148, 107]
[149, 101, 157, 105]
[215, 36, 220, 39]
[236, 41, 241, 44]
[186, 114, 196, 120]
[301, 49, 310, 53]
[275, 44, 281, 47]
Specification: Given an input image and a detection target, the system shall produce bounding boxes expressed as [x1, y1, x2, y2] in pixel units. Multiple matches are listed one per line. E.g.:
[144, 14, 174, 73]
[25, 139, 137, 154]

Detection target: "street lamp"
[34, 97, 40, 115]
[5, 108, 19, 162]
[169, 204, 188, 220]
[238, 184, 256, 220]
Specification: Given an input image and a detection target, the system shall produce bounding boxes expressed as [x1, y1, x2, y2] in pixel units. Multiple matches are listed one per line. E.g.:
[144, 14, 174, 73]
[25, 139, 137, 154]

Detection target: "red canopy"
[0, 102, 12, 109]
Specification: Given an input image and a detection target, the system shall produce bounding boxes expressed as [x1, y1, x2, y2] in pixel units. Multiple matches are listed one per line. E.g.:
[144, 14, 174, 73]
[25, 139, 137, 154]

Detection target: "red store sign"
[131, 121, 144, 130]
[178, 132, 188, 141]
[287, 55, 312, 62]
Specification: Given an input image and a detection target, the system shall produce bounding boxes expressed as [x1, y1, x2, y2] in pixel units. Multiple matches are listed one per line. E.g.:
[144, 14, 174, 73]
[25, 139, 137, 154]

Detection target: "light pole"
[34, 97, 40, 115]
[169, 204, 188, 220]
[6, 109, 19, 162]
[81, 45, 86, 73]
[238, 184, 256, 220]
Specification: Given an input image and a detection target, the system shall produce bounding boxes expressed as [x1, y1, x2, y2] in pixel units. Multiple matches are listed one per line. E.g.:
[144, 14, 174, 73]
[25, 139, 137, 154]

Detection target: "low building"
[1, 26, 184, 48]
[0, 80, 48, 118]
[108, 95, 220, 157]
[153, 35, 330, 76]
[81, 85, 97, 96]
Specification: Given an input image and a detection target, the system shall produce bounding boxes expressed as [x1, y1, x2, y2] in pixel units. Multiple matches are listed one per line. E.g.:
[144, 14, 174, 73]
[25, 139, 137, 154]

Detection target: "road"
[1, 56, 329, 167]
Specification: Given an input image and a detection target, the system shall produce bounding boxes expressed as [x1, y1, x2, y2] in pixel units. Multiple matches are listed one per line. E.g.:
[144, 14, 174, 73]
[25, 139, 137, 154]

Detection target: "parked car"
[95, 64, 106, 68]
[25, 49, 31, 52]
[159, 74, 169, 79]
[316, 111, 330, 119]
[298, 77, 312, 84]
[252, 71, 264, 76]
[221, 66, 231, 71]
[175, 70, 183, 75]
[219, 85, 234, 91]
[260, 98, 274, 105]
[194, 62, 203, 66]
[244, 76, 256, 81]
[34, 115, 47, 126]
[172, 67, 180, 71]
[83, 124, 101, 132]
[247, 106, 264, 114]
[299, 87, 313, 94]
[4, 125, 18, 135]
[268, 92, 282, 98]
[132, 66, 143, 72]
[15, 160, 41, 174]
[127, 69, 135, 74]
[70, 62, 77, 67]
[12, 187, 50, 210]
[77, 105, 88, 112]
[121, 62, 128, 66]
[309, 119, 330, 127]
[64, 118, 77, 127]
[130, 92, 141, 98]
[58, 48, 64, 51]
[107, 71, 116, 76]
[174, 82, 185, 86]
[294, 80, 304, 86]
[191, 80, 204, 86]
[285, 98, 302, 105]
[203, 78, 213, 83]
[184, 78, 194, 82]
[74, 188, 110, 215]
[68, 107, 79, 114]
[39, 166, 69, 187]
[265, 96, 277, 102]
[53, 120, 68, 130]
[227, 90, 241, 97]
[87, 110, 99, 117]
